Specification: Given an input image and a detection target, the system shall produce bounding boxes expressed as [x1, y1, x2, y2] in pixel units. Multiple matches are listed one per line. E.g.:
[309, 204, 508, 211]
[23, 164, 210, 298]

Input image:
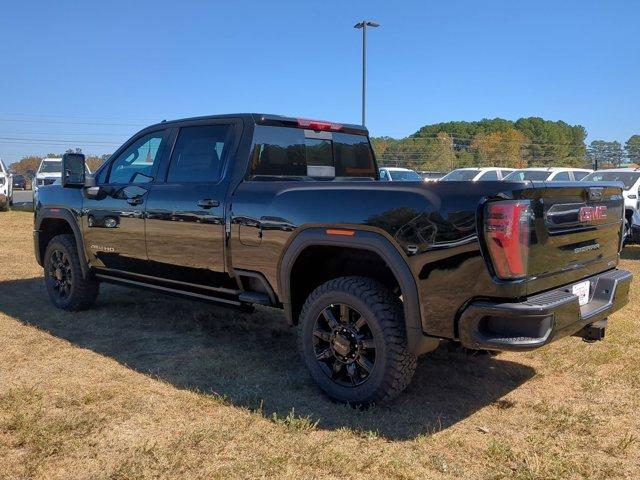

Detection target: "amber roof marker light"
[326, 229, 356, 236]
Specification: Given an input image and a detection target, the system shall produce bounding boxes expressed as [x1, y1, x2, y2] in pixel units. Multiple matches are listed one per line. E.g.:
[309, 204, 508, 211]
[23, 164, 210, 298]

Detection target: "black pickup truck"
[34, 113, 632, 405]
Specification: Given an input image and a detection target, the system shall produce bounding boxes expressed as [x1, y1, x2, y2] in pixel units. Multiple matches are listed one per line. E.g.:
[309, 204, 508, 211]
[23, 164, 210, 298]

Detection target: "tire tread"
[44, 234, 99, 311]
[298, 275, 416, 405]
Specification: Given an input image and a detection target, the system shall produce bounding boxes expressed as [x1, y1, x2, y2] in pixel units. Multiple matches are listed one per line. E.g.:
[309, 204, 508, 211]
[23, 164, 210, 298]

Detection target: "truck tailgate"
[525, 183, 624, 295]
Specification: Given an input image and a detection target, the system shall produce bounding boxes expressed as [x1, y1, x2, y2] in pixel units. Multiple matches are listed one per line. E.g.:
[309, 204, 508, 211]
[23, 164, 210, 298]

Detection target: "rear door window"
[166, 124, 233, 183]
[249, 126, 376, 180]
[552, 171, 571, 181]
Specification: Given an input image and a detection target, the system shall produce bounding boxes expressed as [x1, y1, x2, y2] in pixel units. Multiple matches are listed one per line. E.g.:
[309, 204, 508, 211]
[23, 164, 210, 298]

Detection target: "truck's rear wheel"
[298, 276, 416, 406]
[44, 234, 99, 311]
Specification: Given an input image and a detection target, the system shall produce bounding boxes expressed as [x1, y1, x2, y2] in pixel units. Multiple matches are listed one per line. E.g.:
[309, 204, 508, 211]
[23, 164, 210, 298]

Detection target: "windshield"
[440, 169, 479, 181]
[583, 171, 640, 190]
[503, 170, 552, 181]
[389, 170, 421, 181]
[40, 161, 62, 173]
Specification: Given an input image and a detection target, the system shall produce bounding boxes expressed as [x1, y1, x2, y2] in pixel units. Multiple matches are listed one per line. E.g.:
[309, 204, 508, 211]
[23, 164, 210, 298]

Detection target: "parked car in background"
[0, 159, 13, 210]
[418, 171, 446, 182]
[12, 174, 27, 190]
[34, 158, 63, 191]
[439, 167, 515, 181]
[378, 167, 422, 181]
[503, 167, 592, 182]
[582, 168, 640, 241]
[35, 158, 90, 200]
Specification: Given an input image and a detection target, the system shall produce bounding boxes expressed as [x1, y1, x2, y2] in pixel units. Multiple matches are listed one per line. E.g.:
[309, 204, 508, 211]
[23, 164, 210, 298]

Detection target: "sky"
[0, 0, 638, 164]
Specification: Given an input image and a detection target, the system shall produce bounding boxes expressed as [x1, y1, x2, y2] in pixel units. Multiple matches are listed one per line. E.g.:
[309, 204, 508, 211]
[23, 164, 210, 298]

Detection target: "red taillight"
[484, 200, 531, 279]
[296, 118, 343, 132]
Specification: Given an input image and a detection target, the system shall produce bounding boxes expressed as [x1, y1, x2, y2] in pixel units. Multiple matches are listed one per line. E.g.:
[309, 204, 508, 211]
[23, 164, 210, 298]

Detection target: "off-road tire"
[44, 234, 99, 311]
[298, 276, 417, 406]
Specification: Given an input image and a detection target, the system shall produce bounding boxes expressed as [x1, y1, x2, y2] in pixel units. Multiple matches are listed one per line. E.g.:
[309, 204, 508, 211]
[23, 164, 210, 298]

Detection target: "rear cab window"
[248, 126, 377, 180]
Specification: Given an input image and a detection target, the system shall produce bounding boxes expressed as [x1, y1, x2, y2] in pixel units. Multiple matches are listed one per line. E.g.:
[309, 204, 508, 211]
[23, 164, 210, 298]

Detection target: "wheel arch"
[278, 227, 428, 354]
[36, 208, 89, 278]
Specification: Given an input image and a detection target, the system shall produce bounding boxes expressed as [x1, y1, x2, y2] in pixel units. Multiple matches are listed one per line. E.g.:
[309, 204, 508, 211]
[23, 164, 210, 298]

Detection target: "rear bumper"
[459, 268, 632, 351]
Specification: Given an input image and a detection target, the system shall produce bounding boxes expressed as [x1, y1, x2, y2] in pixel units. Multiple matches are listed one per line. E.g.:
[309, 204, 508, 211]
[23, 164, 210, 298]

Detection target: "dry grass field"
[1, 210, 639, 479]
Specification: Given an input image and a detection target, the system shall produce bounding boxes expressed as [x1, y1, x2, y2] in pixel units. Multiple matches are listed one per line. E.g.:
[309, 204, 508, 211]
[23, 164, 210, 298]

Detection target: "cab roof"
[143, 113, 368, 135]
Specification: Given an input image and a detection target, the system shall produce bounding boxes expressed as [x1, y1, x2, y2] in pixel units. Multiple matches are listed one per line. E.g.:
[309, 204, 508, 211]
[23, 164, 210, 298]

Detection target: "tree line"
[372, 117, 640, 172]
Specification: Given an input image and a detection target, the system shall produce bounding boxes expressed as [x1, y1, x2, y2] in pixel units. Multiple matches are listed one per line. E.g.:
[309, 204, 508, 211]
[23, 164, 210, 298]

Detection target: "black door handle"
[127, 196, 143, 206]
[197, 198, 219, 209]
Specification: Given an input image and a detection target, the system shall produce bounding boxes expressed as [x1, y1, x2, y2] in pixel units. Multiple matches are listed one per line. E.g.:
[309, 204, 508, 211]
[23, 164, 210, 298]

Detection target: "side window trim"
[99, 128, 169, 185]
[155, 127, 179, 184]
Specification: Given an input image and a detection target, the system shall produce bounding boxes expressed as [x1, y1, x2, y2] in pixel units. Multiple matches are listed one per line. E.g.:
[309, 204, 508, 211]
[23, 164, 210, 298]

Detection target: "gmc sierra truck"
[34, 114, 632, 405]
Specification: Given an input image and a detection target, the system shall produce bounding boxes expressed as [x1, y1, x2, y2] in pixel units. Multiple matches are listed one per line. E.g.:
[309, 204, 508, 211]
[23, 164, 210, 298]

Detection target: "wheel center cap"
[331, 330, 355, 358]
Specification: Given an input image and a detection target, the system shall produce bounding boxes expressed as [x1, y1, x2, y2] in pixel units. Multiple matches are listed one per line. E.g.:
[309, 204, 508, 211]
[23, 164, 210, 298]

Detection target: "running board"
[95, 273, 242, 306]
[238, 291, 271, 306]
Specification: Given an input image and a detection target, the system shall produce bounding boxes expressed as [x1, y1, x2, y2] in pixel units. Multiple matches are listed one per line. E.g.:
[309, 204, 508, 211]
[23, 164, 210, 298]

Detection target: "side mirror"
[61, 153, 86, 187]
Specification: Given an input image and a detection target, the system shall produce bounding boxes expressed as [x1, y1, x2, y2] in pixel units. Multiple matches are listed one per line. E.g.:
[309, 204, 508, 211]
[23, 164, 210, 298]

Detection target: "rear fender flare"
[278, 227, 427, 354]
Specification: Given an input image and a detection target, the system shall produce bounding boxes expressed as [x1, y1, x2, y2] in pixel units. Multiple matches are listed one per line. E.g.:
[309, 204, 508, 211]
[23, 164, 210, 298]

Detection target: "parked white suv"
[503, 167, 592, 182]
[34, 158, 63, 192]
[0, 158, 13, 211]
[439, 167, 515, 181]
[582, 169, 640, 236]
[378, 167, 422, 181]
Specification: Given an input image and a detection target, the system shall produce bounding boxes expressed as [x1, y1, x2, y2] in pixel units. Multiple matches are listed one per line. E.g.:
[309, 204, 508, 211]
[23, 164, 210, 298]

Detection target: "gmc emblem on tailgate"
[579, 205, 607, 222]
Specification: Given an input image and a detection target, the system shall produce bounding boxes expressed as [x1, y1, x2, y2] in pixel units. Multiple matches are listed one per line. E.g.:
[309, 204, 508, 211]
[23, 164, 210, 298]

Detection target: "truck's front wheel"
[298, 276, 416, 406]
[44, 234, 99, 311]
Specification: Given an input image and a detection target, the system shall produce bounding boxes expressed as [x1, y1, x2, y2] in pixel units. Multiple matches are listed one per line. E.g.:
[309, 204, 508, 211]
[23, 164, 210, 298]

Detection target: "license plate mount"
[572, 280, 590, 306]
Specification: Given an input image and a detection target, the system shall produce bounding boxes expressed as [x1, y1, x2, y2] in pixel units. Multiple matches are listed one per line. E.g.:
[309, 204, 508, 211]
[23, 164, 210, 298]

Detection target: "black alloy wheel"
[44, 234, 99, 311]
[298, 276, 417, 406]
[313, 303, 377, 387]
[48, 249, 73, 300]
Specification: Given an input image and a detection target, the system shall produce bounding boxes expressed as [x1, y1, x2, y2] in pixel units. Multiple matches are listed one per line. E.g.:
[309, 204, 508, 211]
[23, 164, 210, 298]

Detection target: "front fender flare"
[35, 207, 90, 278]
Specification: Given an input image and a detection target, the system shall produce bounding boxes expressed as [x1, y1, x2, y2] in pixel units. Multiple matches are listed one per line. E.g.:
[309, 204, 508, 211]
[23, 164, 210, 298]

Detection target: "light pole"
[354, 20, 379, 127]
